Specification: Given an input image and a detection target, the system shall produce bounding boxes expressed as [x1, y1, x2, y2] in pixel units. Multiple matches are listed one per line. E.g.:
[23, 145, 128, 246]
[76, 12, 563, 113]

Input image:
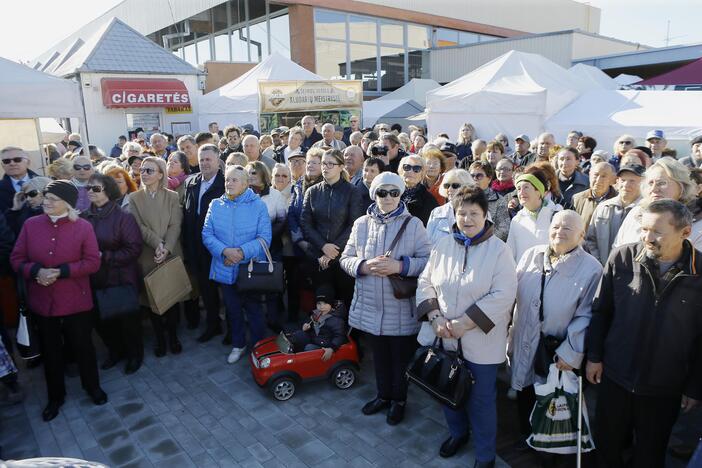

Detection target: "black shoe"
[473, 460, 495, 468]
[186, 321, 199, 330]
[169, 336, 182, 354]
[197, 326, 222, 343]
[89, 388, 108, 406]
[386, 401, 405, 425]
[221, 333, 232, 346]
[100, 355, 121, 370]
[439, 434, 470, 458]
[154, 339, 166, 358]
[42, 399, 64, 422]
[124, 358, 142, 375]
[361, 398, 390, 415]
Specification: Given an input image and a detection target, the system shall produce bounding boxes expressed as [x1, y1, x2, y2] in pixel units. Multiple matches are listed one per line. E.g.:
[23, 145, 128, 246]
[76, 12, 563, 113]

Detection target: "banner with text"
[258, 80, 363, 114]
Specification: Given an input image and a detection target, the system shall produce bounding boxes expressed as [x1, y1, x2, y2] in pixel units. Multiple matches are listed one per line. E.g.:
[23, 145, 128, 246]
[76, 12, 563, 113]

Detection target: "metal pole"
[577, 374, 583, 468]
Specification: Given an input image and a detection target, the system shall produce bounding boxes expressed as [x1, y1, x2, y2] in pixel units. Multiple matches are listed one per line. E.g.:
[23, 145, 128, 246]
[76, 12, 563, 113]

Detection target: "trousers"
[221, 283, 265, 349]
[366, 333, 417, 402]
[185, 253, 221, 330]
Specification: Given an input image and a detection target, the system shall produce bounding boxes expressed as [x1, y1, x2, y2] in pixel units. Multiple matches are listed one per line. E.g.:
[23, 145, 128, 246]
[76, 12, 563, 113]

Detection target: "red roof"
[639, 57, 702, 85]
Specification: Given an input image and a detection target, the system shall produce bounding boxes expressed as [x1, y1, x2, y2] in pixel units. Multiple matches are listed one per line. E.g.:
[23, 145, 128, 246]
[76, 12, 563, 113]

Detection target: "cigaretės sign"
[101, 78, 191, 110]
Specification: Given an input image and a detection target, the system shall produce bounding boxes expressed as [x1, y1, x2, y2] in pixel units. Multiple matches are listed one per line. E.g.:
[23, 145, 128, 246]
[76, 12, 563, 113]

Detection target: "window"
[380, 46, 404, 91]
[211, 3, 229, 32]
[249, 20, 268, 61]
[315, 10, 346, 40]
[183, 43, 197, 65]
[459, 31, 479, 45]
[214, 33, 230, 61]
[349, 42, 378, 92]
[407, 24, 430, 50]
[436, 28, 458, 47]
[196, 35, 212, 62]
[315, 40, 347, 79]
[349, 15, 376, 43]
[270, 14, 291, 58]
[229, 0, 246, 27]
[231, 28, 249, 61]
[380, 20, 403, 46]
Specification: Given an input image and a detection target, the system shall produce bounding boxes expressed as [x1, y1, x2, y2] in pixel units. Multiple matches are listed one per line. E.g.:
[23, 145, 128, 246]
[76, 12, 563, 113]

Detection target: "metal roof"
[574, 43, 702, 70]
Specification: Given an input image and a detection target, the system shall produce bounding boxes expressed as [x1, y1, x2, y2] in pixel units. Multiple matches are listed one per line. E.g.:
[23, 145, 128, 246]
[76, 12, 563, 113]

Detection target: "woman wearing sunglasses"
[340, 171, 431, 426]
[7, 177, 52, 236]
[399, 155, 439, 226]
[610, 134, 636, 171]
[70, 155, 95, 212]
[81, 173, 144, 375]
[128, 157, 185, 357]
[426, 169, 474, 244]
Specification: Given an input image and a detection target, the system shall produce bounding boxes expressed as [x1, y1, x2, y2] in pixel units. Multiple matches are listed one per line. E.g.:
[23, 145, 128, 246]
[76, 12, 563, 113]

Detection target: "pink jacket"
[11, 215, 100, 317]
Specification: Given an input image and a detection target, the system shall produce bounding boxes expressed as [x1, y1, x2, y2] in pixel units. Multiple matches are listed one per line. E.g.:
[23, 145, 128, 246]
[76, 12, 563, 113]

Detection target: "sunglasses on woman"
[402, 164, 423, 173]
[442, 182, 461, 190]
[25, 190, 40, 198]
[140, 167, 156, 175]
[73, 164, 92, 171]
[376, 189, 401, 198]
[86, 185, 103, 193]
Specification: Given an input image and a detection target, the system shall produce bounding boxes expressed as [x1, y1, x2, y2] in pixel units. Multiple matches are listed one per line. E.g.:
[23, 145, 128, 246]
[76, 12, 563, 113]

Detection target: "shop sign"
[102, 78, 191, 109]
[258, 80, 363, 113]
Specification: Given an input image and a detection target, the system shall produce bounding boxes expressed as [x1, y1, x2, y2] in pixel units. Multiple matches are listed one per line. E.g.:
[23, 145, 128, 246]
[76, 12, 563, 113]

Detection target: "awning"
[101, 78, 190, 108]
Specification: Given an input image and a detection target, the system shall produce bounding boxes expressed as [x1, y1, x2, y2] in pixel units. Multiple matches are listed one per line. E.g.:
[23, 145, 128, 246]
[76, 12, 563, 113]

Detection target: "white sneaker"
[227, 347, 245, 364]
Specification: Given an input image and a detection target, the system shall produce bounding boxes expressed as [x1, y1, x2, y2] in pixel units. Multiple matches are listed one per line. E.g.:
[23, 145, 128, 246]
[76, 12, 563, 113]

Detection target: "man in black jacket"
[182, 145, 225, 342]
[0, 147, 38, 214]
[586, 199, 701, 468]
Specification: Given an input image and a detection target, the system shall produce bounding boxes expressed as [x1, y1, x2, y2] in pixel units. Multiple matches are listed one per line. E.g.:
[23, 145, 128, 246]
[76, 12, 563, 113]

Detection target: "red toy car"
[250, 332, 360, 401]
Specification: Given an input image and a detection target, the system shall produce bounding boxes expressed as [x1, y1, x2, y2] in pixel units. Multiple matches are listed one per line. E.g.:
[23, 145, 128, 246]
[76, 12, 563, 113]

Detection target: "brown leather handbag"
[385, 217, 418, 299]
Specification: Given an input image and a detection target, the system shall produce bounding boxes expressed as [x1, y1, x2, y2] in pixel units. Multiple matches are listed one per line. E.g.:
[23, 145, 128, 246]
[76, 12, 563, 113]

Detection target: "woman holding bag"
[128, 157, 184, 357]
[202, 165, 272, 365]
[416, 186, 517, 465]
[509, 210, 601, 448]
[82, 173, 144, 374]
[340, 172, 431, 426]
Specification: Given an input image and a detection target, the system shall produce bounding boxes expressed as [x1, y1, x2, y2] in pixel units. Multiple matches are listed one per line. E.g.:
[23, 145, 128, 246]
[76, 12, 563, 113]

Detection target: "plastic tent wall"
[425, 50, 588, 140]
[546, 90, 702, 151]
[569, 64, 619, 90]
[198, 52, 323, 130]
[376, 78, 440, 107]
[362, 99, 425, 129]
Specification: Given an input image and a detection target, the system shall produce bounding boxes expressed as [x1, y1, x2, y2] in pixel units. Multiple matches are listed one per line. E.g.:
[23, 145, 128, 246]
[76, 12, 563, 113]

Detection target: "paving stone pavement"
[0, 321, 512, 468]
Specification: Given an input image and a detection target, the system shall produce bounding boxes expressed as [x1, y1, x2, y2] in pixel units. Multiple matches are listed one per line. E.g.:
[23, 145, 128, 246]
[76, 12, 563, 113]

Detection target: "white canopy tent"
[425, 51, 588, 140]
[376, 78, 440, 108]
[0, 56, 84, 175]
[198, 52, 323, 130]
[546, 90, 702, 152]
[361, 99, 425, 129]
[614, 73, 642, 86]
[569, 63, 619, 90]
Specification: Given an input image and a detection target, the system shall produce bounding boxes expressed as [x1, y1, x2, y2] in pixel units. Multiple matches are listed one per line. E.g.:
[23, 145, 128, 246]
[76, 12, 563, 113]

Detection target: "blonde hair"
[438, 169, 474, 198]
[140, 156, 168, 190]
[645, 158, 697, 204]
[398, 133, 412, 152]
[457, 123, 475, 145]
[225, 152, 248, 167]
[47, 157, 74, 180]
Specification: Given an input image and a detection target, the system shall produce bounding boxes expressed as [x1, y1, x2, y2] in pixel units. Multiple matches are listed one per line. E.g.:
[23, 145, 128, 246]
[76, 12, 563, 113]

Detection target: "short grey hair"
[642, 199, 693, 230]
[177, 135, 197, 147]
[438, 168, 474, 198]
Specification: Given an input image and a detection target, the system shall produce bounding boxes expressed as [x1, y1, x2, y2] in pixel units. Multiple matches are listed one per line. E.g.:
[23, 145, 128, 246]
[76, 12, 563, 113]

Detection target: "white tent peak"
[198, 52, 323, 129]
[569, 63, 619, 90]
[377, 78, 440, 107]
[613, 73, 642, 86]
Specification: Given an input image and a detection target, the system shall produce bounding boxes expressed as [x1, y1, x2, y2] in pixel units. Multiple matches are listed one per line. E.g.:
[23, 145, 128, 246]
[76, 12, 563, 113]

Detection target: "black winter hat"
[315, 284, 336, 304]
[45, 180, 79, 208]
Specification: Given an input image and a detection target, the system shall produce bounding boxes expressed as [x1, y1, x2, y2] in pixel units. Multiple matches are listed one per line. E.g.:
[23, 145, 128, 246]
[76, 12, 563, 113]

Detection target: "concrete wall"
[79, 72, 201, 152]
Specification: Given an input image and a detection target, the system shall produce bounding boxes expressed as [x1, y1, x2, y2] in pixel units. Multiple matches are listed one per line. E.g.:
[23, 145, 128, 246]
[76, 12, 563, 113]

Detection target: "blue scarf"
[453, 225, 487, 247]
[369, 202, 405, 221]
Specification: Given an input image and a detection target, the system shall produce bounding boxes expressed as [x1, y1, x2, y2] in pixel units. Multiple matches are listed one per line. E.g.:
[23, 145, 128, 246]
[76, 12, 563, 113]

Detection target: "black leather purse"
[94, 261, 139, 320]
[237, 238, 285, 294]
[385, 217, 418, 299]
[534, 268, 563, 378]
[406, 337, 474, 410]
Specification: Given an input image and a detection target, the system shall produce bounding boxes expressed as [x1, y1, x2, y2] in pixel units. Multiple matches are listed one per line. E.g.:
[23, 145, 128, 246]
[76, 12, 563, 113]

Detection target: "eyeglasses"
[402, 164, 423, 173]
[646, 179, 670, 190]
[496, 166, 513, 172]
[73, 164, 92, 171]
[469, 173, 486, 180]
[619, 141, 632, 145]
[2, 157, 24, 164]
[322, 161, 341, 168]
[25, 190, 40, 198]
[274, 174, 289, 178]
[140, 167, 156, 175]
[376, 189, 401, 198]
[86, 185, 103, 193]
[442, 182, 462, 190]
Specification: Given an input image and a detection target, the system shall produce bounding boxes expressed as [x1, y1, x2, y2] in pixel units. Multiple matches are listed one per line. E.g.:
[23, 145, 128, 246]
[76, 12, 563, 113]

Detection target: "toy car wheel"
[270, 377, 296, 401]
[332, 366, 356, 390]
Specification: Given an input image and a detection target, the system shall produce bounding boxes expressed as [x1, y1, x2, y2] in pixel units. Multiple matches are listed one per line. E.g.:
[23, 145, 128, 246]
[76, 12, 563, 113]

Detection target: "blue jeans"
[221, 284, 265, 349]
[442, 361, 498, 463]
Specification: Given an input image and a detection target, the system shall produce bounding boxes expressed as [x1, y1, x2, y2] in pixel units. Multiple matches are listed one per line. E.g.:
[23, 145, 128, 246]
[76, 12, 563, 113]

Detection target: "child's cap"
[315, 284, 336, 304]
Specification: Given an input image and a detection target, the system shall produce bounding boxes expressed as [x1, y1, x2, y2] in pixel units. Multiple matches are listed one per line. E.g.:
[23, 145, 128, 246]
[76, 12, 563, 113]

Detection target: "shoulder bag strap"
[539, 267, 546, 323]
[255, 237, 275, 273]
[386, 217, 412, 256]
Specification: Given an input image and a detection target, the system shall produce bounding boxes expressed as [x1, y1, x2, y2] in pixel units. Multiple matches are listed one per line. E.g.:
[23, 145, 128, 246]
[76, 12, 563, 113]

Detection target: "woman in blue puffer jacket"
[202, 165, 272, 364]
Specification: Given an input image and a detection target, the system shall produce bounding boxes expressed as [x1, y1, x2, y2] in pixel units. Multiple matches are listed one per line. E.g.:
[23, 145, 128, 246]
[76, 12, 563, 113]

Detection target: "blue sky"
[1, 0, 701, 62]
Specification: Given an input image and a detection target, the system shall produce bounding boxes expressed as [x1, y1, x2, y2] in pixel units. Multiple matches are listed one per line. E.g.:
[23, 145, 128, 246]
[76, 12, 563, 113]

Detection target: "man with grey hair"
[149, 133, 169, 159]
[349, 131, 363, 147]
[343, 145, 365, 185]
[342, 115, 361, 146]
[301, 115, 322, 148]
[242, 134, 276, 171]
[586, 199, 701, 468]
[313, 123, 347, 151]
[680, 135, 702, 169]
[572, 161, 617, 227]
[177, 135, 200, 173]
[0, 147, 38, 212]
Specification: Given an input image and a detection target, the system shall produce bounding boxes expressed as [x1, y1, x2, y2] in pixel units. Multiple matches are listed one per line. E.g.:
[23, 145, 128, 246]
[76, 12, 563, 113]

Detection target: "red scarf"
[491, 179, 514, 193]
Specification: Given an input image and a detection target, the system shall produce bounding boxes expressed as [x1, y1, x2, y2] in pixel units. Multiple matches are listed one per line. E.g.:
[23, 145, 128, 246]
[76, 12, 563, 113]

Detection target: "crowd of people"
[0, 117, 701, 468]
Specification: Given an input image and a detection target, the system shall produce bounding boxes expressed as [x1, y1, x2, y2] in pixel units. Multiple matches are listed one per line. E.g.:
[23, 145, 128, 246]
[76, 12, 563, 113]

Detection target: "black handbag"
[94, 257, 140, 320]
[534, 268, 564, 378]
[237, 238, 285, 294]
[15, 277, 40, 360]
[406, 337, 474, 410]
[385, 217, 418, 299]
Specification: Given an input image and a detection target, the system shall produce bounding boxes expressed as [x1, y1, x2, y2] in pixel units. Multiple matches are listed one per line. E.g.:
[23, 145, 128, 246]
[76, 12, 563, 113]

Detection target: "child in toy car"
[288, 285, 347, 361]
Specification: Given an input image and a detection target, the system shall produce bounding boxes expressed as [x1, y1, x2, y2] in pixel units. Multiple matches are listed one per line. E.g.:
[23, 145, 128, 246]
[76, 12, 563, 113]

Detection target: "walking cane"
[577, 373, 583, 468]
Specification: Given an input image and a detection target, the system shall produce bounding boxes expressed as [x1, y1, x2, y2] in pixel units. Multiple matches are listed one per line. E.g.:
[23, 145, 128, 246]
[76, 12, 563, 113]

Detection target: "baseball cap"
[440, 142, 457, 155]
[128, 155, 144, 166]
[618, 163, 645, 177]
[270, 128, 282, 135]
[646, 129, 665, 141]
[287, 149, 305, 160]
[690, 135, 702, 146]
[515, 134, 530, 142]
